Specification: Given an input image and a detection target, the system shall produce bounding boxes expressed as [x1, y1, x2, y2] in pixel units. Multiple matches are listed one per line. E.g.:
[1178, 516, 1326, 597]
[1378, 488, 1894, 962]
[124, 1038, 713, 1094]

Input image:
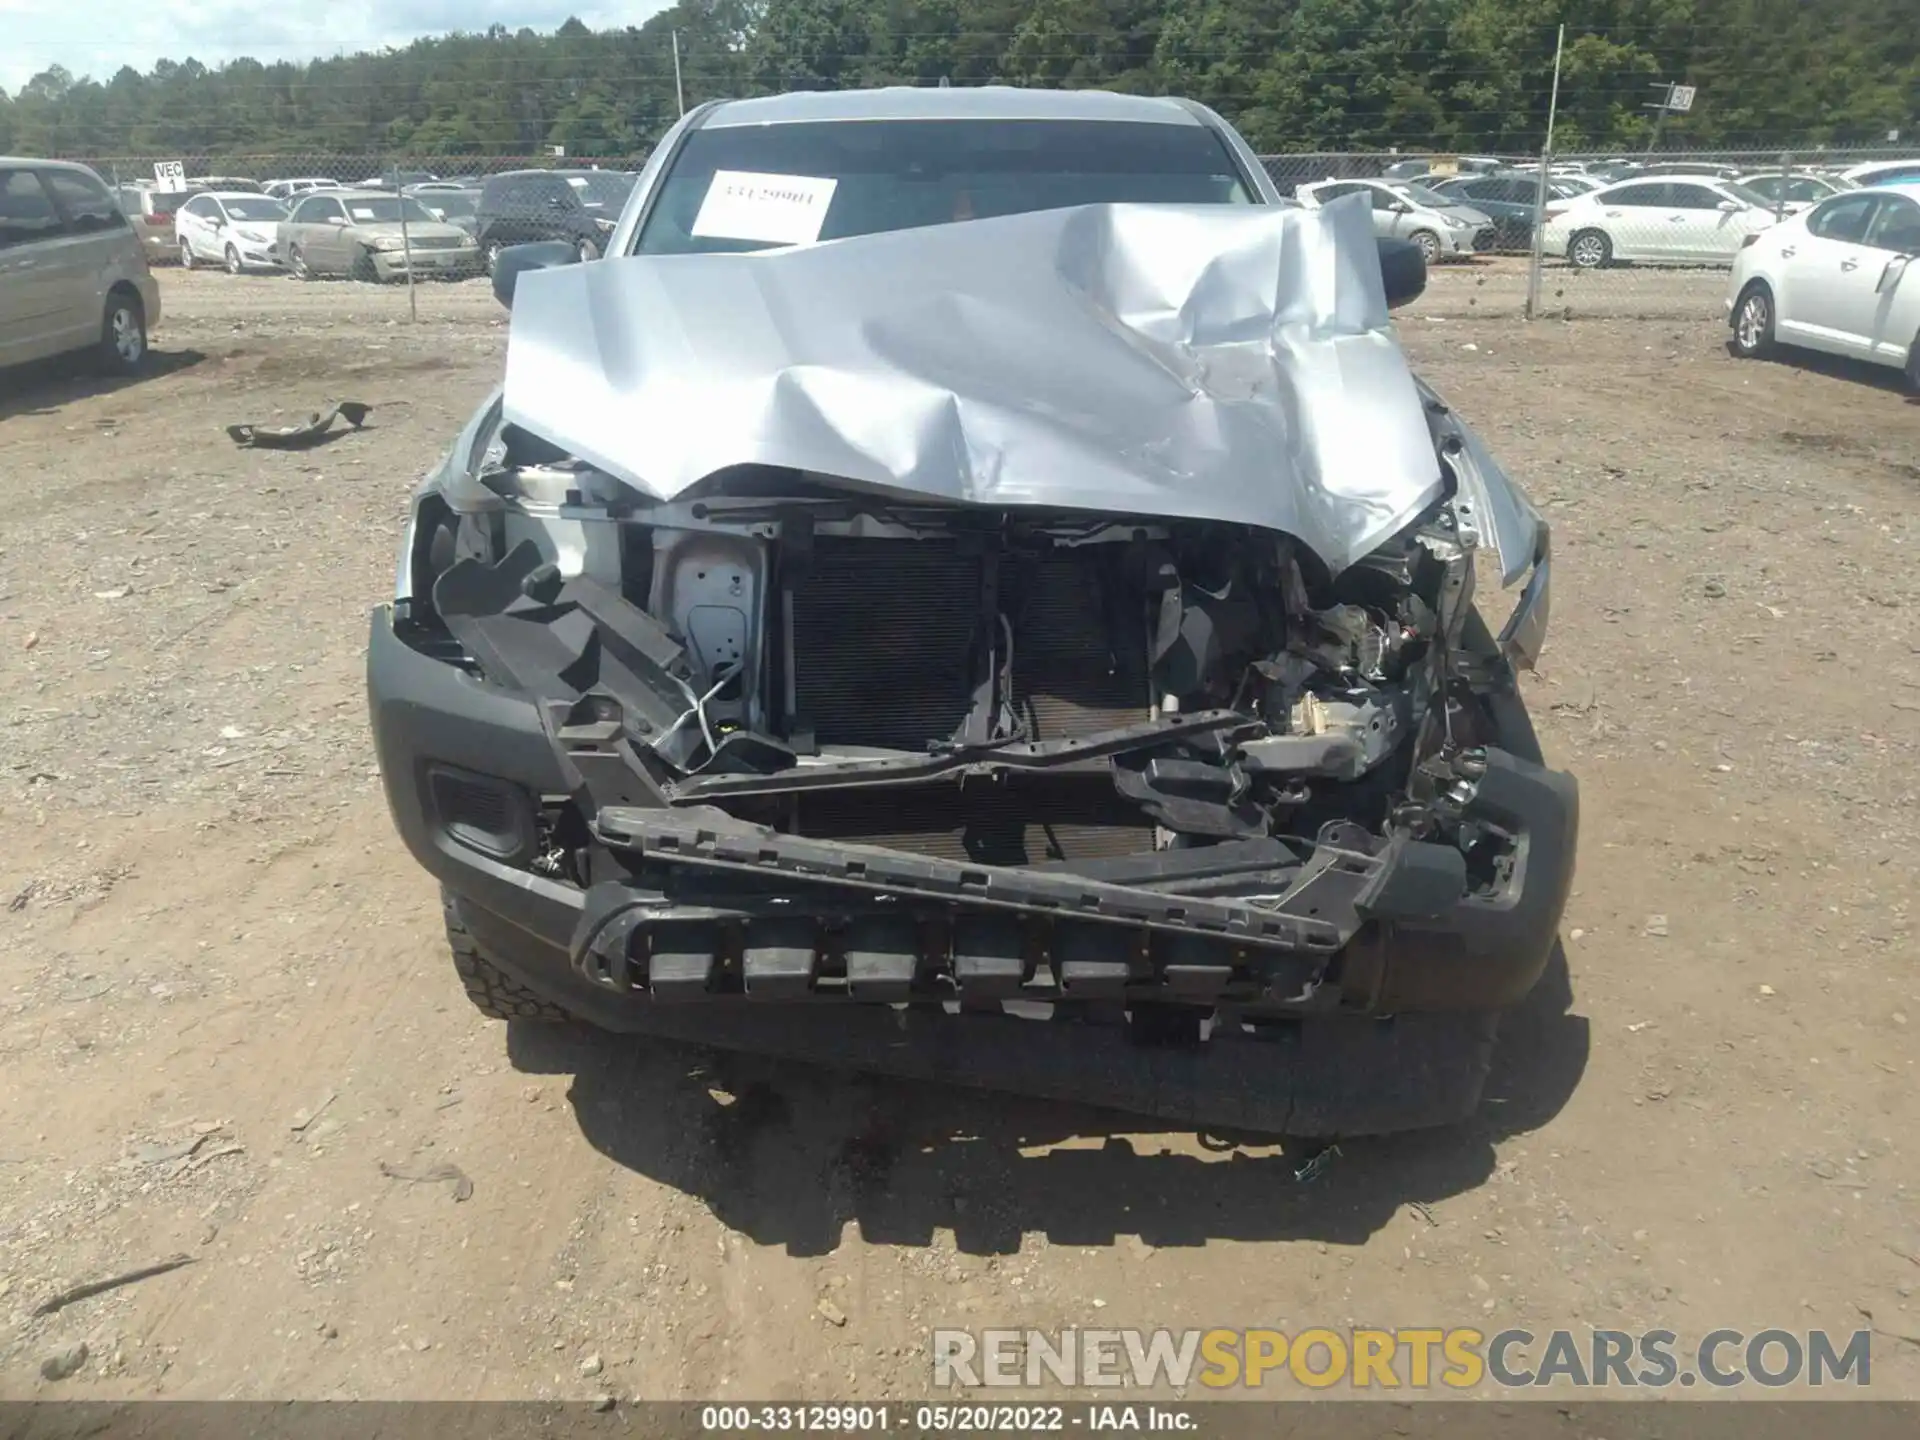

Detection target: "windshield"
[1721, 182, 1775, 209]
[1391, 183, 1456, 207]
[342, 196, 440, 225]
[569, 172, 636, 207]
[636, 119, 1255, 256]
[221, 196, 289, 222]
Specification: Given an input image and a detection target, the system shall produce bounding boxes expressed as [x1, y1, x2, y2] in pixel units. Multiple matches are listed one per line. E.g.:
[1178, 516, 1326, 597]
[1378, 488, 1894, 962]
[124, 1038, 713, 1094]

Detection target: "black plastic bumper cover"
[369, 605, 1577, 1133]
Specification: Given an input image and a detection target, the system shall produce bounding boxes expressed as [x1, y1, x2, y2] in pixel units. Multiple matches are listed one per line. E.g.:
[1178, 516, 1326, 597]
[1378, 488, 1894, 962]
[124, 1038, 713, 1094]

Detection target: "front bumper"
[369, 606, 1578, 1023]
[371, 246, 480, 279]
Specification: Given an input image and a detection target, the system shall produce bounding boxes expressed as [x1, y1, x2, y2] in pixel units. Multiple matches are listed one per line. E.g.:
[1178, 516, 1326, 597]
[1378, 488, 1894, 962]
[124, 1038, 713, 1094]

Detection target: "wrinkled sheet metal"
[500, 197, 1443, 573]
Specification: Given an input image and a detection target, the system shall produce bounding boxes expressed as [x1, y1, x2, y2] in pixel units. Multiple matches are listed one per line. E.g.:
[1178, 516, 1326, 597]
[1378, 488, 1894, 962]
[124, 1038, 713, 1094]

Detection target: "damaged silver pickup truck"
[368, 87, 1575, 1137]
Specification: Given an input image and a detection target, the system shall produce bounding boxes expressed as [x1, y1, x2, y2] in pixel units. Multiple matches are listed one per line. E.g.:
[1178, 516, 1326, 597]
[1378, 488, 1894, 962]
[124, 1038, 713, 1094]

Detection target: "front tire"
[1568, 229, 1612, 269]
[1410, 229, 1441, 264]
[484, 240, 505, 277]
[1904, 327, 1920, 395]
[443, 890, 571, 1022]
[178, 237, 196, 271]
[1731, 283, 1776, 359]
[349, 247, 379, 284]
[96, 289, 147, 375]
[576, 237, 600, 263]
[224, 244, 243, 276]
[289, 244, 313, 281]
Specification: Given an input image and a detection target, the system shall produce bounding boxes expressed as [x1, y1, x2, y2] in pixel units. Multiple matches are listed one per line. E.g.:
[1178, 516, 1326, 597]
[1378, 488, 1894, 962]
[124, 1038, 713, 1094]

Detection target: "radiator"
[787, 539, 1150, 753]
[789, 538, 981, 751]
[1010, 552, 1152, 740]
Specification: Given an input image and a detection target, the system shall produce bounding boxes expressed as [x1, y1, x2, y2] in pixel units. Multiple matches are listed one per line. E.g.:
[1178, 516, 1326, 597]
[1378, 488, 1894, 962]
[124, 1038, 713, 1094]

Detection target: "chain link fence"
[56, 141, 1920, 323]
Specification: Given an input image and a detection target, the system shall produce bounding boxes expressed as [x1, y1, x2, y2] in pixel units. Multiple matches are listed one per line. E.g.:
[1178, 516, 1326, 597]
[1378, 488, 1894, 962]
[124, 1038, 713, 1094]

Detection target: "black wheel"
[178, 237, 196, 271]
[1410, 229, 1441, 264]
[443, 890, 571, 1022]
[484, 240, 505, 276]
[1567, 229, 1612, 269]
[1731, 283, 1776, 359]
[349, 247, 379, 284]
[224, 244, 243, 276]
[288, 244, 313, 281]
[1904, 328, 1920, 395]
[96, 289, 147, 375]
[576, 236, 599, 263]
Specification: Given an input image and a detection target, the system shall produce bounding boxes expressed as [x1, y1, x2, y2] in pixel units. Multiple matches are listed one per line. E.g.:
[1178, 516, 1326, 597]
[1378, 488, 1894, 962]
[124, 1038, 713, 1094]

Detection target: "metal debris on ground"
[34, 1255, 196, 1317]
[129, 1133, 214, 1166]
[1293, 1142, 1343, 1183]
[226, 402, 373, 449]
[290, 1090, 337, 1133]
[378, 1158, 474, 1201]
[1407, 1199, 1439, 1227]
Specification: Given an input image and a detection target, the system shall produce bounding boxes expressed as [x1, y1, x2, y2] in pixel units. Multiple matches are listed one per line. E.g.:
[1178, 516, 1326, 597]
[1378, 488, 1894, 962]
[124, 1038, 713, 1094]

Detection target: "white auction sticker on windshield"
[691, 170, 838, 245]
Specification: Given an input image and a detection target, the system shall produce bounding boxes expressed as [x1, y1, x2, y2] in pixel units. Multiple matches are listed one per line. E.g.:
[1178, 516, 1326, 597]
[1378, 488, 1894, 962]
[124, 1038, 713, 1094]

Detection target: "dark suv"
[475, 169, 636, 272]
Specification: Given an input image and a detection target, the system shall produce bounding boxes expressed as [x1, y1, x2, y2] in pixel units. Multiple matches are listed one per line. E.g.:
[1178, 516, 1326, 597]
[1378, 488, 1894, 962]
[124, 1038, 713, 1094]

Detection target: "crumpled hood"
[500, 195, 1444, 573]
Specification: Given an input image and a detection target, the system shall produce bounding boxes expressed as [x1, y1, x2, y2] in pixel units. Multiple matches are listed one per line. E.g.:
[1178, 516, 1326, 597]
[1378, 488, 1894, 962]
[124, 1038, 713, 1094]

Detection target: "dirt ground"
[1, 266, 1917, 1405]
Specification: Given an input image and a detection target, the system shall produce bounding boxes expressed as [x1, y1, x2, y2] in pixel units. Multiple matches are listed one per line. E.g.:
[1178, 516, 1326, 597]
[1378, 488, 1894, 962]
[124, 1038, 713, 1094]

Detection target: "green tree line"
[1, 0, 1913, 160]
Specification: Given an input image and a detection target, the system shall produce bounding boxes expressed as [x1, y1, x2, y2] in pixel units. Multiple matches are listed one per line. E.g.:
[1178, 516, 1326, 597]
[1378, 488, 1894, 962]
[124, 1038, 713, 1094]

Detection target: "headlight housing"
[372, 236, 408, 251]
[594, 216, 615, 232]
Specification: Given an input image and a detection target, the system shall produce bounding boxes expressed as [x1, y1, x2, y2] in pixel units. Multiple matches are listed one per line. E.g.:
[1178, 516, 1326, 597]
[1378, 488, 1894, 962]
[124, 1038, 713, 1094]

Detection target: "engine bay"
[413, 445, 1506, 881]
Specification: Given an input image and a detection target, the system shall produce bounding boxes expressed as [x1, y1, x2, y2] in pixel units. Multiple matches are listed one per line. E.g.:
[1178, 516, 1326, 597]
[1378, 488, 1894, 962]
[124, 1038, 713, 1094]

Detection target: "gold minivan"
[0, 157, 162, 374]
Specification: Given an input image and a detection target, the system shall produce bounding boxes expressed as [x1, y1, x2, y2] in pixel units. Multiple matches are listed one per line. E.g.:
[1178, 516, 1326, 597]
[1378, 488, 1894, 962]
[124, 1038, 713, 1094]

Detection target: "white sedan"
[1541, 176, 1780, 268]
[1295, 179, 1495, 262]
[1727, 182, 1920, 388]
[175, 191, 290, 273]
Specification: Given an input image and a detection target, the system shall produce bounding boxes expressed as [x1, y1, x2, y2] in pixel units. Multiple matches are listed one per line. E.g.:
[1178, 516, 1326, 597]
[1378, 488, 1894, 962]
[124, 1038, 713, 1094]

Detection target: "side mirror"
[1377, 236, 1427, 309]
[1390, 200, 1415, 214]
[1718, 199, 1742, 213]
[492, 240, 580, 309]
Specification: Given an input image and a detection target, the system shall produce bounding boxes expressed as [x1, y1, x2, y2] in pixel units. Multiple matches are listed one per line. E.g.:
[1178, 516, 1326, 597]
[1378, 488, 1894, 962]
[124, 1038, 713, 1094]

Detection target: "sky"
[0, 0, 671, 93]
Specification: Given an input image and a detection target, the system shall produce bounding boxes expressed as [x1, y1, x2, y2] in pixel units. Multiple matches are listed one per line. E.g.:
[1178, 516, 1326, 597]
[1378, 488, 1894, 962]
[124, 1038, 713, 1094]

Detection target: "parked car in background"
[1633, 162, 1744, 181]
[1735, 171, 1853, 211]
[1582, 160, 1646, 182]
[1296, 178, 1494, 262]
[1837, 158, 1920, 188]
[277, 189, 479, 281]
[1426, 172, 1595, 248]
[113, 182, 190, 263]
[1542, 176, 1780, 267]
[407, 185, 481, 238]
[0, 156, 159, 374]
[264, 177, 340, 201]
[175, 191, 289, 273]
[186, 175, 263, 194]
[368, 169, 439, 192]
[475, 168, 634, 271]
[1727, 181, 1920, 388]
[1381, 155, 1506, 181]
